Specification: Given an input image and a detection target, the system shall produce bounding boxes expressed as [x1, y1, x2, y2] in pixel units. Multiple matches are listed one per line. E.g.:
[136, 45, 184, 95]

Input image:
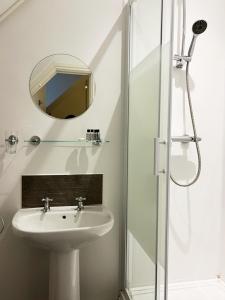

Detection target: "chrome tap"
[42, 197, 53, 213]
[75, 197, 86, 211]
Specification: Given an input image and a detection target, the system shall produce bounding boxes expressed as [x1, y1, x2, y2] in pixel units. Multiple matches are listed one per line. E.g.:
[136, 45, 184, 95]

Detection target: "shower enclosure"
[124, 0, 174, 299]
[124, 0, 225, 300]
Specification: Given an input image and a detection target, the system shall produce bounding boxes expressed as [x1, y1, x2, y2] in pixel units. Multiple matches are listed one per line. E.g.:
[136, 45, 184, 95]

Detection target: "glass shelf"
[24, 136, 110, 146]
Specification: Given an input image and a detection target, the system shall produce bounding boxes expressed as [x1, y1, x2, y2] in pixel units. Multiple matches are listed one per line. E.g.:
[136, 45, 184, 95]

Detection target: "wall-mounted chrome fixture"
[171, 0, 207, 187]
[30, 136, 41, 146]
[5, 134, 19, 154]
[173, 54, 191, 69]
[172, 135, 202, 143]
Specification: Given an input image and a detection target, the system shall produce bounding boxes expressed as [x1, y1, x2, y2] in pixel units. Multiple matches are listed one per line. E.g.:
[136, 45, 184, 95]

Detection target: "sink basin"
[12, 205, 114, 300]
[12, 205, 114, 251]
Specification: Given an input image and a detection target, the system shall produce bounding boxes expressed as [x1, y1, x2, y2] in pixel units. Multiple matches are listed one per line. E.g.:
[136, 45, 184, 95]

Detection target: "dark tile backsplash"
[22, 174, 103, 208]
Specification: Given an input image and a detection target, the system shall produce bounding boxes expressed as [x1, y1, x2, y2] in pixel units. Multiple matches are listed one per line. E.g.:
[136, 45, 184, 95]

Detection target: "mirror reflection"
[29, 54, 94, 119]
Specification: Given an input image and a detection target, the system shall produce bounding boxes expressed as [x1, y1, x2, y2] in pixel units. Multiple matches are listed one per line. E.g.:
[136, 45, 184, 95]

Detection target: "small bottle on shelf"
[86, 129, 91, 141]
[93, 130, 98, 141]
[90, 129, 94, 141]
[96, 130, 101, 142]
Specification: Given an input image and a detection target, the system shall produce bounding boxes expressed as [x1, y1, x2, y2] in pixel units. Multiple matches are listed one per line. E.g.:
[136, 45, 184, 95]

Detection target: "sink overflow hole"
[62, 216, 66, 219]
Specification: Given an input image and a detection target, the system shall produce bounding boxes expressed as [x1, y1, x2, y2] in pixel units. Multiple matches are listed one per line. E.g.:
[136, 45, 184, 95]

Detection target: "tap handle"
[75, 197, 86, 203]
[42, 197, 53, 203]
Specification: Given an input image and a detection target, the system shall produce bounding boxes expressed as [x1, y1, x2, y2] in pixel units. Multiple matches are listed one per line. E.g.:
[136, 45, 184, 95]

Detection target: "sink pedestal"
[12, 206, 114, 300]
[49, 250, 80, 300]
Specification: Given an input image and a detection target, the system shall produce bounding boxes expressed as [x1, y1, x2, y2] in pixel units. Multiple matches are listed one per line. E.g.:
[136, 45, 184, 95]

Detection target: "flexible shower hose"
[170, 61, 202, 187]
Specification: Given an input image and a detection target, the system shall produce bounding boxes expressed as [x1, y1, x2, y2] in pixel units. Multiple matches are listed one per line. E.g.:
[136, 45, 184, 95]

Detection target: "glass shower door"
[126, 0, 173, 300]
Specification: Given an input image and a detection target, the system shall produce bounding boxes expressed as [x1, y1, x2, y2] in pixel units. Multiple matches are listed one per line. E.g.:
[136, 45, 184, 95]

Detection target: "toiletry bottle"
[86, 129, 91, 141]
[90, 129, 94, 141]
[93, 130, 98, 141]
[96, 130, 100, 141]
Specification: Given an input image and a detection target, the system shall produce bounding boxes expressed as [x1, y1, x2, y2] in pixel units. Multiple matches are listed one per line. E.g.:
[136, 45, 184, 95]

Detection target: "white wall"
[0, 1, 127, 299]
[0, 0, 25, 23]
[169, 0, 225, 283]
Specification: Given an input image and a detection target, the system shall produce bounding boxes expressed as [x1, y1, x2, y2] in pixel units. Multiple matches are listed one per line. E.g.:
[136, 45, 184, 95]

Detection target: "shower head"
[192, 20, 207, 35]
[188, 20, 207, 57]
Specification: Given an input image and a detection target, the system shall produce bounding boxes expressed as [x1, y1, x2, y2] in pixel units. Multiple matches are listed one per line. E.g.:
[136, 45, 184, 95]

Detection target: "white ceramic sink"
[12, 205, 114, 251]
[12, 205, 114, 300]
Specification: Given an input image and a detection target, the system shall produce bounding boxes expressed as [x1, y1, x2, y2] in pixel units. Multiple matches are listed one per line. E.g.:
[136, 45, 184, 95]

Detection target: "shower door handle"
[154, 138, 166, 176]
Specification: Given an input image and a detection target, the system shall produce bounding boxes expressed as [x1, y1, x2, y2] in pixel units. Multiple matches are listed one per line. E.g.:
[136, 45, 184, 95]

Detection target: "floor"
[128, 279, 225, 300]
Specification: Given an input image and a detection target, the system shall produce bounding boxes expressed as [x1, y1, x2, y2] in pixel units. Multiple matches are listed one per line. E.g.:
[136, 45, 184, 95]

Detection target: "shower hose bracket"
[173, 54, 192, 68]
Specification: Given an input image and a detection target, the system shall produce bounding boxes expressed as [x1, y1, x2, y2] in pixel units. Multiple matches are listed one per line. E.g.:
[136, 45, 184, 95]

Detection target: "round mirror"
[29, 54, 94, 119]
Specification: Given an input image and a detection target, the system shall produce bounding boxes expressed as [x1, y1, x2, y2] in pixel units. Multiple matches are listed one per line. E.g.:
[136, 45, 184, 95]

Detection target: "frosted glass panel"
[126, 0, 173, 299]
[127, 0, 162, 297]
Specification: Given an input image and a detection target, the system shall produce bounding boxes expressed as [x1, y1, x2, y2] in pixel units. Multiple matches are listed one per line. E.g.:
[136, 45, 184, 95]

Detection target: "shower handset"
[188, 20, 208, 57]
[174, 20, 207, 68]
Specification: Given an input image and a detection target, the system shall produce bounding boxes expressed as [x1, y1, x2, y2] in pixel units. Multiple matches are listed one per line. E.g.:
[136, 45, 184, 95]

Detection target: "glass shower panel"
[126, 0, 173, 300]
[126, 0, 163, 299]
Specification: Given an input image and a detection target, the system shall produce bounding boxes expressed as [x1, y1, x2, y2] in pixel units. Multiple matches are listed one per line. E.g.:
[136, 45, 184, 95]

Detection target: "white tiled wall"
[169, 0, 225, 283]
